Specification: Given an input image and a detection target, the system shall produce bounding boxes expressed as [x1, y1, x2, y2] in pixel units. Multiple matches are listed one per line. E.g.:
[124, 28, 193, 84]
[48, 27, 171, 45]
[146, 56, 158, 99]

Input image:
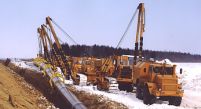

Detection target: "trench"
[2, 60, 73, 109]
[0, 59, 128, 109]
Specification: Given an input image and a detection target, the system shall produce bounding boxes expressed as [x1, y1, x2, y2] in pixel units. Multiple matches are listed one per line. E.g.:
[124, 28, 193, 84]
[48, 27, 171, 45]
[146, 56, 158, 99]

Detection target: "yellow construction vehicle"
[79, 57, 114, 86]
[37, 26, 57, 70]
[37, 17, 80, 85]
[95, 55, 134, 91]
[130, 3, 183, 106]
[46, 16, 80, 85]
[133, 60, 183, 106]
[79, 57, 97, 84]
[71, 57, 82, 74]
[81, 3, 146, 91]
[116, 55, 134, 92]
[116, 2, 146, 92]
[94, 56, 118, 91]
[115, 3, 183, 106]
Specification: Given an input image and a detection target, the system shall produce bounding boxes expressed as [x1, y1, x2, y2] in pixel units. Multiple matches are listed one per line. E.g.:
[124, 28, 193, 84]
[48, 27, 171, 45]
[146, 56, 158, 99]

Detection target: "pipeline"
[33, 58, 86, 109]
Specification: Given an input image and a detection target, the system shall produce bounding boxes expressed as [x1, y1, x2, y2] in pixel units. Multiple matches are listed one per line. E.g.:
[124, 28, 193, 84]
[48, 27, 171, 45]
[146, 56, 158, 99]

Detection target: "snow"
[74, 61, 201, 109]
[78, 73, 87, 86]
[175, 63, 201, 92]
[75, 85, 185, 109]
[175, 63, 201, 108]
[11, 58, 40, 72]
[156, 59, 173, 65]
[0, 58, 6, 60]
[10, 59, 201, 109]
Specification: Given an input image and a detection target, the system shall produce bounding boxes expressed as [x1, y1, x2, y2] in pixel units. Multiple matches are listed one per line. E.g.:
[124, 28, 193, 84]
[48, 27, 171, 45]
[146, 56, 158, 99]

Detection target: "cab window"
[164, 67, 173, 75]
[149, 66, 153, 73]
[152, 66, 173, 75]
[153, 67, 161, 74]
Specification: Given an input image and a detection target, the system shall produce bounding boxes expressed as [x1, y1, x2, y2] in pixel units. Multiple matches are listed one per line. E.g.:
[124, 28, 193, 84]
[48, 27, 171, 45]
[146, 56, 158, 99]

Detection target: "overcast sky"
[0, 0, 201, 58]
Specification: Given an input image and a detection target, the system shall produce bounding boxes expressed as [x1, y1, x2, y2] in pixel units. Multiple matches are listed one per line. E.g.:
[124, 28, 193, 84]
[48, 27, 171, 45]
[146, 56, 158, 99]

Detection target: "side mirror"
[180, 68, 182, 74]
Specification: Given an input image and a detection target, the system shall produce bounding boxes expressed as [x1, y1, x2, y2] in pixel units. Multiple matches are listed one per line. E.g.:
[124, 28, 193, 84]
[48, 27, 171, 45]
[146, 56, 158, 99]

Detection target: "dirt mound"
[68, 86, 128, 109]
[0, 63, 56, 109]
[1, 60, 128, 109]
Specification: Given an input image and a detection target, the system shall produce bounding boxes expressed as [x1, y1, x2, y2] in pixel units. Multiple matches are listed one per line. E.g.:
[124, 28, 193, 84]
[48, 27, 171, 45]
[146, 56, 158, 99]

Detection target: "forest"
[60, 43, 201, 62]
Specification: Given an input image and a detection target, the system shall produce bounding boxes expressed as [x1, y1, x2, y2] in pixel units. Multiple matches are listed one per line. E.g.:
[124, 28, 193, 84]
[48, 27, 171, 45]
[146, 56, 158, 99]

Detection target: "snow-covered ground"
[10, 59, 201, 109]
[74, 62, 201, 109]
[175, 63, 201, 108]
[11, 58, 40, 72]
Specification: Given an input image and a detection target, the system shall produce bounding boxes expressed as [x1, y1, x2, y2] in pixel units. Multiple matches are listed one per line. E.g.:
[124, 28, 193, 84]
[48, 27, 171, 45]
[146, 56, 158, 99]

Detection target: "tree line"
[61, 43, 201, 62]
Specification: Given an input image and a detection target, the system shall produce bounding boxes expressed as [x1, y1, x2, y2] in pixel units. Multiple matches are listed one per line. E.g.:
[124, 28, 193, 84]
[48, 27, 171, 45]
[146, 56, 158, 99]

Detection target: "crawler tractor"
[80, 57, 97, 84]
[94, 57, 117, 91]
[37, 16, 80, 85]
[116, 55, 134, 92]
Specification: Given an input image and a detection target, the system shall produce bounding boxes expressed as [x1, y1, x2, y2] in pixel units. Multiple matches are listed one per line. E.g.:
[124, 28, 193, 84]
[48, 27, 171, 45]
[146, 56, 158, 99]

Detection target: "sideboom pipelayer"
[116, 3, 183, 106]
[34, 3, 184, 107]
[83, 3, 184, 106]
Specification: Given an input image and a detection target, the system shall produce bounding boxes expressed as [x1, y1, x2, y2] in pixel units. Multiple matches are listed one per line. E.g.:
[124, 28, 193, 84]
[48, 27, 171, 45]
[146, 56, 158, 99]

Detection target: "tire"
[126, 84, 133, 92]
[122, 84, 126, 91]
[143, 85, 156, 105]
[103, 79, 110, 91]
[169, 97, 182, 106]
[118, 84, 122, 90]
[73, 75, 80, 85]
[96, 79, 102, 91]
[97, 83, 102, 91]
[118, 83, 124, 91]
[136, 84, 143, 100]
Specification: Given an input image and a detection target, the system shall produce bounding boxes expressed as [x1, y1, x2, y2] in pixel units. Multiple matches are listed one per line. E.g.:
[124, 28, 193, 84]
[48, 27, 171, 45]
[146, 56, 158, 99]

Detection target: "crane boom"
[45, 16, 80, 84]
[46, 16, 71, 78]
[134, 3, 145, 65]
[40, 24, 59, 68]
[37, 27, 50, 61]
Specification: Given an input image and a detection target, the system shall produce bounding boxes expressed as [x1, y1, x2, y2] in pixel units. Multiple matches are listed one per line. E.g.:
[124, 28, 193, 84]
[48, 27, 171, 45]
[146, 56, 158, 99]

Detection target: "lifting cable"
[116, 7, 138, 49]
[45, 25, 64, 45]
[101, 7, 138, 70]
[51, 19, 78, 45]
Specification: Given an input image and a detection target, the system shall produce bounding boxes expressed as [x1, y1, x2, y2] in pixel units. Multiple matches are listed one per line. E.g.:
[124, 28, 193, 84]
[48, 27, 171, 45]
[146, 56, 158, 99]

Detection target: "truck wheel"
[136, 84, 143, 100]
[169, 97, 182, 106]
[97, 80, 103, 91]
[143, 85, 155, 105]
[126, 84, 133, 92]
[122, 84, 126, 91]
[103, 79, 110, 91]
[118, 83, 123, 91]
[73, 75, 80, 85]
[97, 83, 102, 91]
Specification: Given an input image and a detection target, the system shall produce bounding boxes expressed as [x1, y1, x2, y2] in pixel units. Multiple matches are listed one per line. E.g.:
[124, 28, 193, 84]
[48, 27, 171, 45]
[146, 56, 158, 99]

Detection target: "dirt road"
[0, 63, 54, 109]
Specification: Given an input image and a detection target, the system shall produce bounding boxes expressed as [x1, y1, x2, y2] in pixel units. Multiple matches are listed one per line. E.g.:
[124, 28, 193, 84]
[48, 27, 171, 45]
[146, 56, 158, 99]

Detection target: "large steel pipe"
[37, 61, 86, 109]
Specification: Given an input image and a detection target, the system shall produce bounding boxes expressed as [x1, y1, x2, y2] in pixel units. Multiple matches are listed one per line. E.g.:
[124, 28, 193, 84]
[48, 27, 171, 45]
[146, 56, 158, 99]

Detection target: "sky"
[0, 0, 201, 58]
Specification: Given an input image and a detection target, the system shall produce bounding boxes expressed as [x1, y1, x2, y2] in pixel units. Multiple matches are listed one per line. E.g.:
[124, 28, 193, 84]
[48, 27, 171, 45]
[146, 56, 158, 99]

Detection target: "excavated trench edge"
[1, 61, 72, 109]
[0, 60, 128, 109]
